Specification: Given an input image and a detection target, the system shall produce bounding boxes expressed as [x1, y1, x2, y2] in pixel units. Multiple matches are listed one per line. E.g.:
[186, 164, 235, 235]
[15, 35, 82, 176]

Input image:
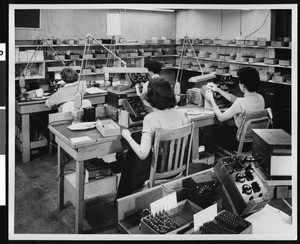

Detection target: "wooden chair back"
[148, 122, 194, 188]
[236, 108, 272, 154]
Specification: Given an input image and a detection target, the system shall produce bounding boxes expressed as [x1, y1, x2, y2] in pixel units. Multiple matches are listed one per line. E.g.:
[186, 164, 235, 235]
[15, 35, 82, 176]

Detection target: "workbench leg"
[75, 160, 85, 234]
[57, 145, 65, 211]
[192, 127, 200, 162]
[21, 114, 30, 163]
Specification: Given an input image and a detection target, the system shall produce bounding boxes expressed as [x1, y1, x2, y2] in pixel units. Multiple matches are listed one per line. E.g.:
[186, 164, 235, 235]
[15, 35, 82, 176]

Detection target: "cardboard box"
[245, 40, 257, 46]
[129, 52, 139, 57]
[264, 58, 278, 65]
[279, 60, 291, 66]
[96, 119, 120, 137]
[236, 40, 245, 45]
[140, 200, 202, 234]
[236, 56, 249, 62]
[53, 39, 62, 45]
[268, 49, 276, 58]
[202, 39, 213, 45]
[198, 53, 209, 58]
[209, 53, 219, 59]
[93, 53, 106, 59]
[65, 54, 80, 60]
[257, 41, 271, 46]
[64, 39, 74, 45]
[83, 54, 93, 59]
[164, 63, 173, 68]
[119, 53, 128, 58]
[273, 76, 286, 83]
[249, 57, 264, 63]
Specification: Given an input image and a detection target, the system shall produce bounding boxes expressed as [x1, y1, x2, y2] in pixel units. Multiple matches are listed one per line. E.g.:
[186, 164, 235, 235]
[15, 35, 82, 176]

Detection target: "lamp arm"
[42, 38, 65, 66]
[86, 33, 127, 67]
[185, 34, 204, 74]
[78, 35, 89, 91]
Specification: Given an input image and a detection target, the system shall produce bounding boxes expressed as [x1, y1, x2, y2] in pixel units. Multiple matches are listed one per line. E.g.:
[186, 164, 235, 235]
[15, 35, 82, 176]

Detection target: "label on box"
[150, 192, 177, 215]
[193, 203, 218, 231]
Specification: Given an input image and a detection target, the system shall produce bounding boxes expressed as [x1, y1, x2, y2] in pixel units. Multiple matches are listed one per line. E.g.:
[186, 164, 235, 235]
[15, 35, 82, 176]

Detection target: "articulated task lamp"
[176, 34, 216, 86]
[74, 33, 149, 113]
[18, 37, 65, 101]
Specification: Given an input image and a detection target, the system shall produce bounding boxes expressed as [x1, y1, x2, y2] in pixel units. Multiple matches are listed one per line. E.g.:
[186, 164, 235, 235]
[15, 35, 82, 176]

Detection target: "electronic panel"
[214, 155, 270, 216]
[122, 96, 148, 122]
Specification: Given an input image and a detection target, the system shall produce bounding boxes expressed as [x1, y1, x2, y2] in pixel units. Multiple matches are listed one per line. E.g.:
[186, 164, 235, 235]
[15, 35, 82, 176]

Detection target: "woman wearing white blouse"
[116, 78, 190, 200]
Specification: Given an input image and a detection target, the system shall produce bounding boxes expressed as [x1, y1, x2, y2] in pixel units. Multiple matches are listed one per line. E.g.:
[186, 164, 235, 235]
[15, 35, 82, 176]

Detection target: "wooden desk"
[49, 105, 216, 233]
[48, 119, 135, 234]
[16, 93, 106, 163]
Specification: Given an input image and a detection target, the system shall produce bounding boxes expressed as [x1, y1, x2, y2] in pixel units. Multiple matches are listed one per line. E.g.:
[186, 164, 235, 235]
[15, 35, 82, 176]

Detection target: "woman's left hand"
[121, 129, 132, 141]
[205, 90, 214, 102]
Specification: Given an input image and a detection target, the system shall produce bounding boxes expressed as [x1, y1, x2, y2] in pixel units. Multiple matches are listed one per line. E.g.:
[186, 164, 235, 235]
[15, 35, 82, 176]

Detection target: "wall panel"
[15, 9, 176, 42]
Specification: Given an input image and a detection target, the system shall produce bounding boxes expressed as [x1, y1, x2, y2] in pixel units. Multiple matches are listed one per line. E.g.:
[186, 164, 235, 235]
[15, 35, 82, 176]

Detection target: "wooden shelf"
[47, 66, 81, 72]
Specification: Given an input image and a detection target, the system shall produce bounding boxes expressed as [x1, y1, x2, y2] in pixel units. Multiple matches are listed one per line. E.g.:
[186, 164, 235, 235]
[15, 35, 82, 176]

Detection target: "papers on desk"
[68, 122, 96, 131]
[178, 108, 202, 116]
[245, 204, 294, 236]
[85, 87, 107, 94]
[70, 136, 93, 144]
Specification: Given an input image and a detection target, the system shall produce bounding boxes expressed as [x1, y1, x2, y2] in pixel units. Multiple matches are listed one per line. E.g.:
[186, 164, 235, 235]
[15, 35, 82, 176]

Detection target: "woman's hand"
[206, 83, 219, 92]
[121, 129, 132, 141]
[205, 90, 215, 103]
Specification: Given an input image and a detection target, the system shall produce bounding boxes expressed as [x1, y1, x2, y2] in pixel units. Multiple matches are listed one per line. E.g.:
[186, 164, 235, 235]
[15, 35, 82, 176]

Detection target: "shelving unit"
[14, 38, 293, 162]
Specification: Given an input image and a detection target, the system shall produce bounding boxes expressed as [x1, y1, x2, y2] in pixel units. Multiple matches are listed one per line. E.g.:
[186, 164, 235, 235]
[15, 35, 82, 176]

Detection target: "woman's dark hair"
[146, 78, 176, 110]
[145, 60, 162, 74]
[60, 67, 79, 83]
[237, 66, 260, 92]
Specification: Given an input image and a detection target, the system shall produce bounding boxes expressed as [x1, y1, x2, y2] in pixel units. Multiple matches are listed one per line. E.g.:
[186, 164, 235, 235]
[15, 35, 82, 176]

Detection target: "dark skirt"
[115, 148, 152, 199]
[215, 123, 252, 152]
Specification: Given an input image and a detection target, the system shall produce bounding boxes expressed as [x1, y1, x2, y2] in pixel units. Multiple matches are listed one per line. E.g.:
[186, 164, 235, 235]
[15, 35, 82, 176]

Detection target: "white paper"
[203, 110, 215, 115]
[107, 13, 121, 36]
[245, 204, 293, 235]
[86, 87, 107, 94]
[150, 192, 177, 215]
[70, 136, 93, 144]
[193, 203, 218, 231]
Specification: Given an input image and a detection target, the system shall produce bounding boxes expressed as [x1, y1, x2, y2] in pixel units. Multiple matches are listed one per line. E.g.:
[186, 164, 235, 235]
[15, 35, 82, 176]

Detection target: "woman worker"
[136, 59, 181, 104]
[116, 78, 190, 200]
[205, 66, 265, 151]
[45, 67, 79, 111]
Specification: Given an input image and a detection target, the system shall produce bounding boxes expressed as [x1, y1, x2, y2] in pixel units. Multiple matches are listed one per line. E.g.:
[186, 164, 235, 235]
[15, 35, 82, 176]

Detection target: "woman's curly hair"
[60, 67, 79, 83]
[237, 66, 260, 92]
[146, 78, 176, 110]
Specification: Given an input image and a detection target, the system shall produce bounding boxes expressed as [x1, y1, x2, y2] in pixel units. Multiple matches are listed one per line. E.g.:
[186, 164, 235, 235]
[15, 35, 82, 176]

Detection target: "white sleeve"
[127, 132, 152, 160]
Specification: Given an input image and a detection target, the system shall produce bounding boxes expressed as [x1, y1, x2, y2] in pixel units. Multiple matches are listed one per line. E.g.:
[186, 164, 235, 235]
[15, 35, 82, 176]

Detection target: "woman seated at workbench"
[205, 66, 265, 151]
[45, 67, 79, 111]
[136, 59, 181, 106]
[115, 78, 190, 200]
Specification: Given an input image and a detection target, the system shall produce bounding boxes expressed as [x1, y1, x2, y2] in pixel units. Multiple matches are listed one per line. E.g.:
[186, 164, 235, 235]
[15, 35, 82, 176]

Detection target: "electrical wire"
[244, 10, 271, 40]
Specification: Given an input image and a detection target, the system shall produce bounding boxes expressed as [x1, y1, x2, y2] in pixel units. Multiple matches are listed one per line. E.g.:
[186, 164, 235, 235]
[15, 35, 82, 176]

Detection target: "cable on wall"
[244, 10, 271, 40]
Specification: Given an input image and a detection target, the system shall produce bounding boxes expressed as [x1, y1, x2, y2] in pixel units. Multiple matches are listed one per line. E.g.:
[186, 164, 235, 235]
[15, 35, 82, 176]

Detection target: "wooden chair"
[146, 122, 194, 188]
[216, 108, 273, 156]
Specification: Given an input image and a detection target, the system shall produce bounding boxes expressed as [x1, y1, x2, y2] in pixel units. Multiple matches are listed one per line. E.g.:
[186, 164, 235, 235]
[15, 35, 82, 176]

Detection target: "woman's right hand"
[121, 129, 132, 142]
